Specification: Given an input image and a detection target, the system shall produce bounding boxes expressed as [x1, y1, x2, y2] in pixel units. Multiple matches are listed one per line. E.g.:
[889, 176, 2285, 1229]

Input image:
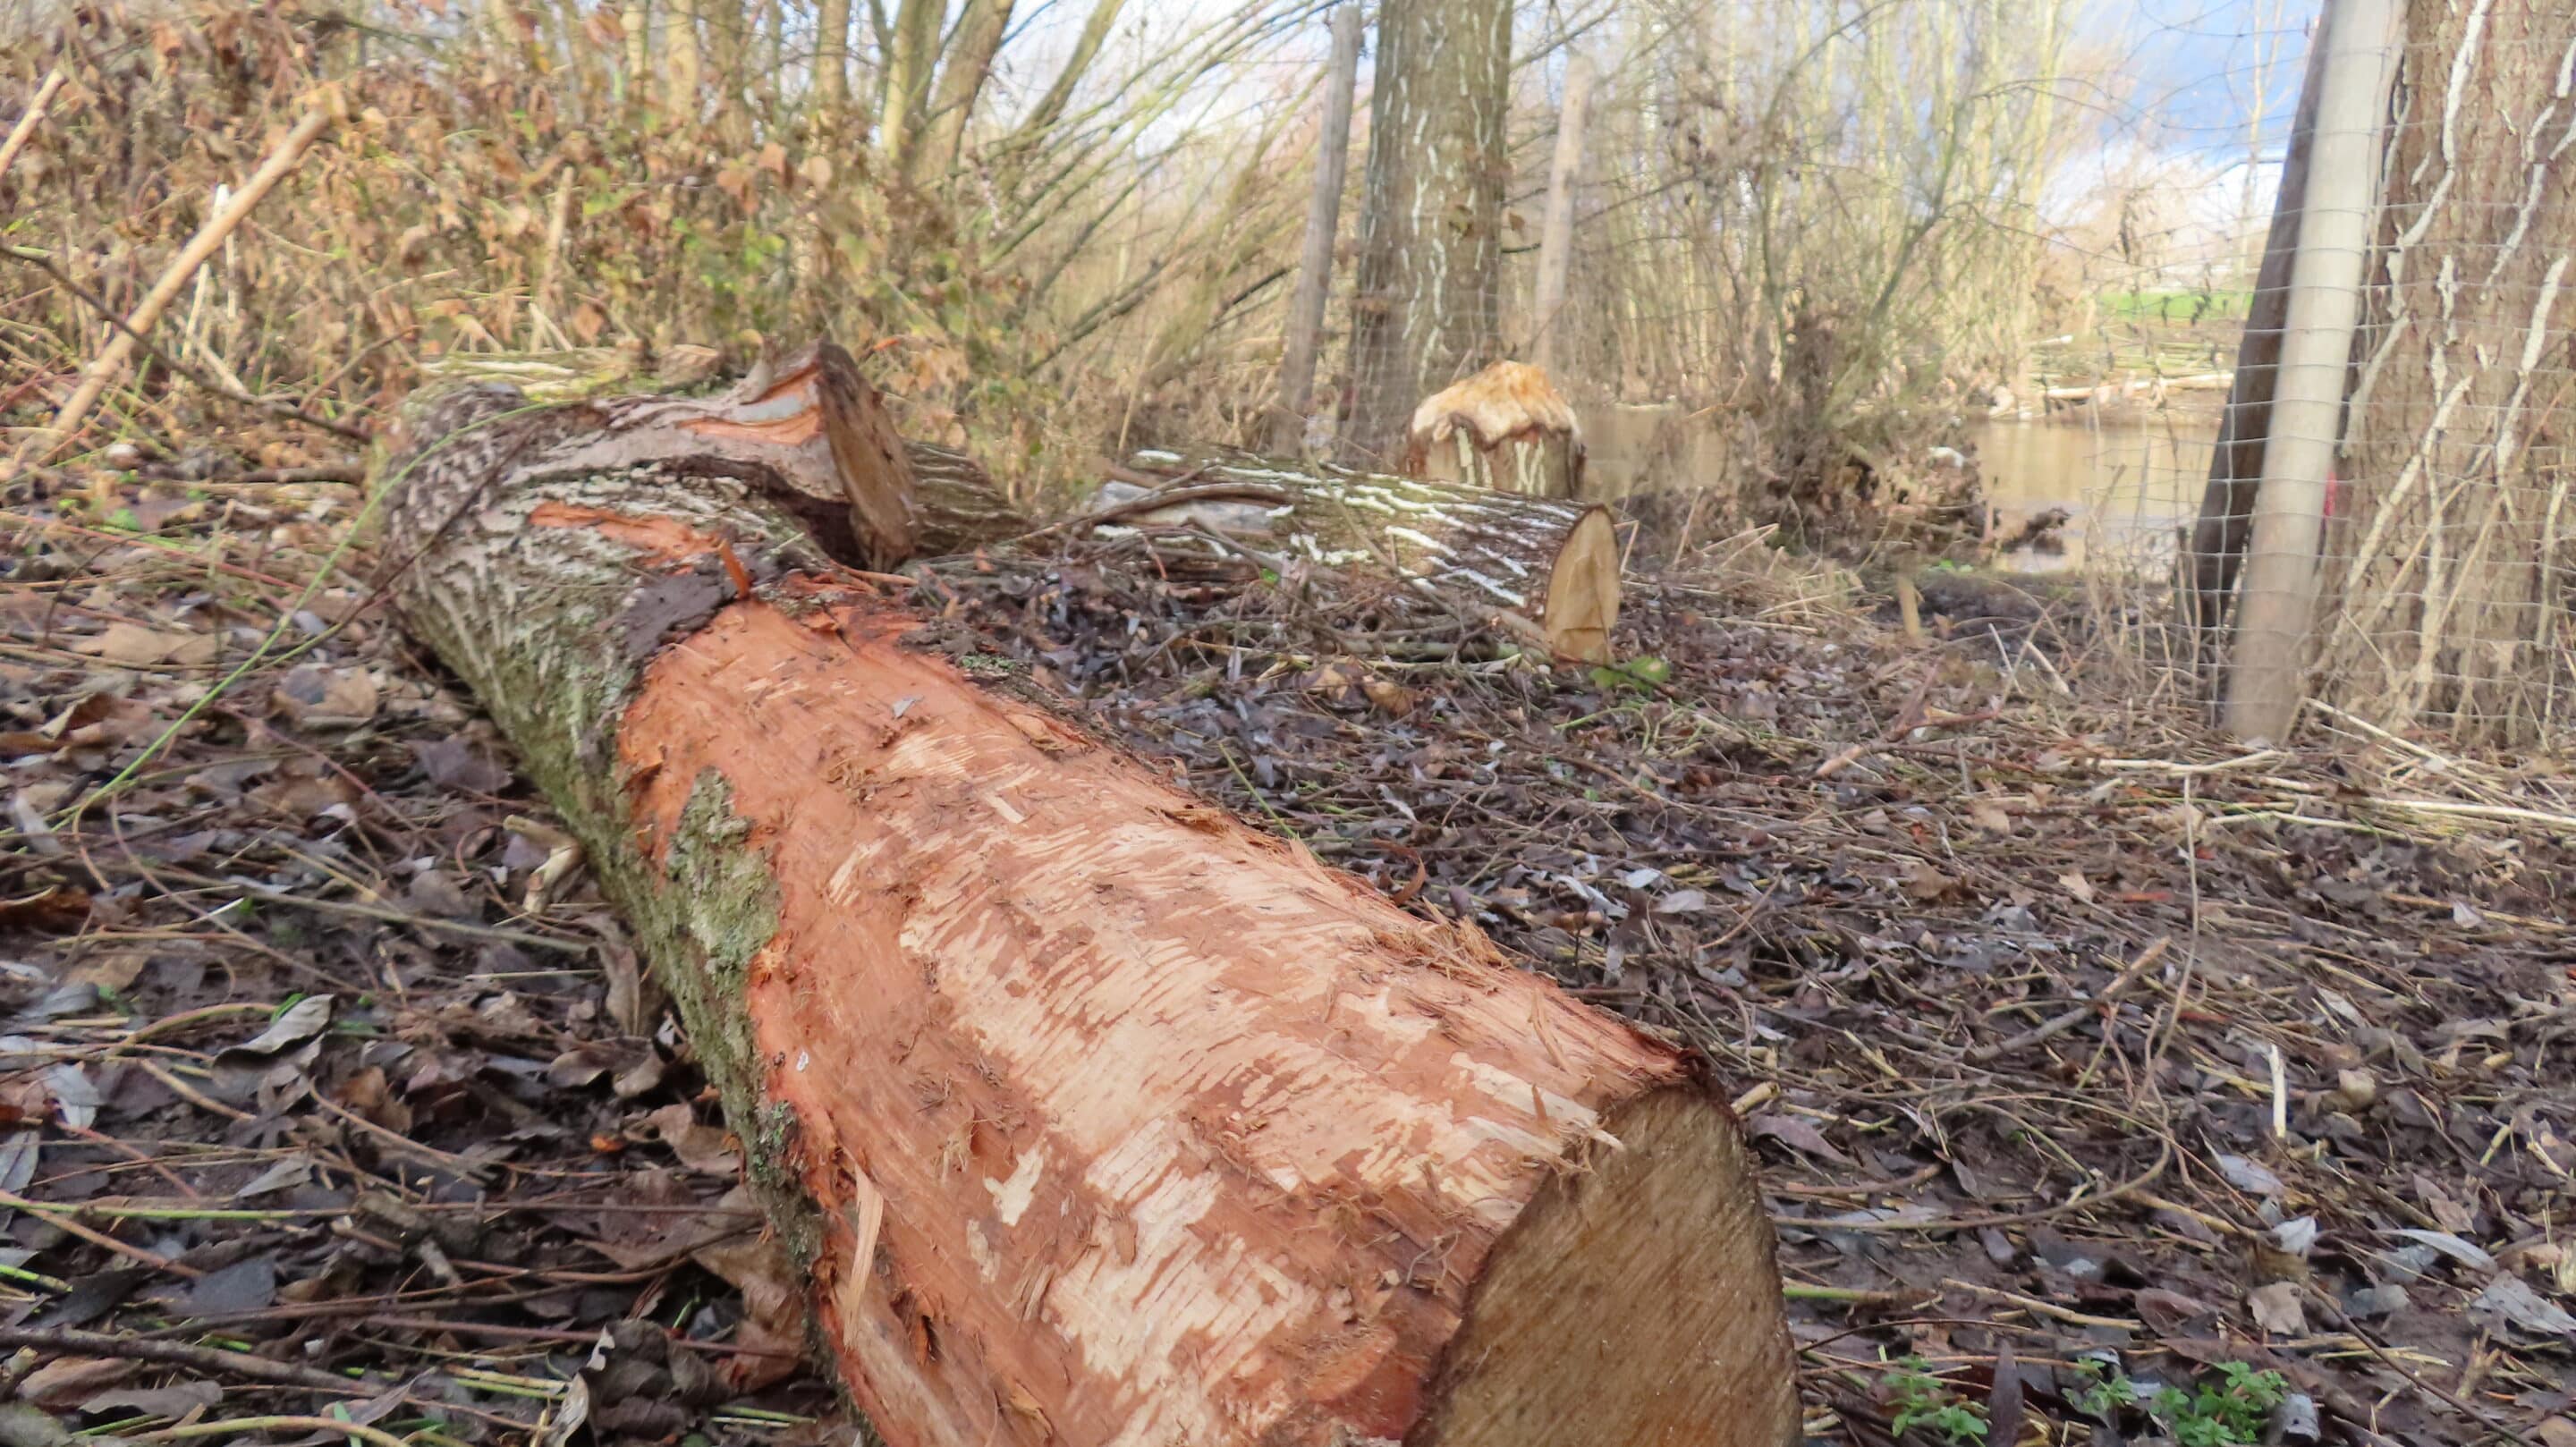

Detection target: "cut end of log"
[1418, 1087, 1801, 1447]
[1541, 506, 1621, 664]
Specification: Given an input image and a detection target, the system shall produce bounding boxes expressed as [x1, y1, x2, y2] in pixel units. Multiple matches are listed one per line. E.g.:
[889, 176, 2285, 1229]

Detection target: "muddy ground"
[0, 449, 2570, 1447]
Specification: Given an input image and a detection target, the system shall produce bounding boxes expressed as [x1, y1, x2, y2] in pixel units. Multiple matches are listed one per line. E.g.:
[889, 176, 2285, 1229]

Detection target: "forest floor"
[0, 436, 2572, 1447]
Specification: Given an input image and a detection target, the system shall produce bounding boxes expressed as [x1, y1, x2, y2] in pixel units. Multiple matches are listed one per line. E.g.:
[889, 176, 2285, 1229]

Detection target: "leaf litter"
[0, 469, 816, 1447]
[0, 453, 2570, 1447]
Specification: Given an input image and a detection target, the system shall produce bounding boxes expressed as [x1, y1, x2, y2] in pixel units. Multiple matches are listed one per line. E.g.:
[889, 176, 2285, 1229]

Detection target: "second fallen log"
[1098, 448, 1623, 661]
[378, 385, 1795, 1447]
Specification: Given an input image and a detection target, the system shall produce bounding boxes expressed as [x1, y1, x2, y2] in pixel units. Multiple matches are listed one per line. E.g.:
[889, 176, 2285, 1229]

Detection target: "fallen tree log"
[1092, 448, 1622, 662]
[409, 343, 1030, 562]
[379, 387, 1797, 1447]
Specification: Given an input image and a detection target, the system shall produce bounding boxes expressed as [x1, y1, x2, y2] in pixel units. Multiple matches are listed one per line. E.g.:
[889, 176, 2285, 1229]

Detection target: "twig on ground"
[0, 1324, 370, 1393]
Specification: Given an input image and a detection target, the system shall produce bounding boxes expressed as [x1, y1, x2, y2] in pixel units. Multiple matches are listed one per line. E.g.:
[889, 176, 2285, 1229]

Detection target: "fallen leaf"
[1360, 677, 1416, 716]
[2248, 1281, 2307, 1336]
[2468, 1274, 2576, 1338]
[73, 622, 216, 666]
[233, 1155, 316, 1198]
[271, 664, 380, 726]
[637, 1103, 741, 1175]
[2531, 1418, 2576, 1447]
[1746, 1112, 1853, 1165]
[411, 738, 512, 794]
[2387, 1227, 2496, 1273]
[2213, 1152, 2284, 1197]
[44, 1065, 97, 1131]
[0, 1404, 74, 1447]
[222, 995, 335, 1058]
[80, 1380, 220, 1417]
[2058, 870, 2096, 904]
[1653, 888, 1710, 915]
[0, 888, 90, 933]
[183, 1256, 277, 1316]
[16, 1357, 134, 1407]
[2135, 1286, 2222, 1333]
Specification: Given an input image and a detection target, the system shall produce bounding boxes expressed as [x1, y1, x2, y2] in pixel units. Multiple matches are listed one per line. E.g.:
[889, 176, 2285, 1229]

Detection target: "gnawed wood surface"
[1406, 360, 1587, 499]
[1097, 447, 1622, 661]
[406, 342, 1031, 559]
[377, 393, 1795, 1447]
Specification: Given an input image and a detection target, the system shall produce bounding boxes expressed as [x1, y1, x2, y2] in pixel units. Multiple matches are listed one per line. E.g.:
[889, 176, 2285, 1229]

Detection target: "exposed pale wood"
[0, 70, 65, 188]
[2224, 0, 2405, 742]
[1406, 360, 1586, 500]
[377, 395, 1797, 1447]
[1270, 4, 1366, 453]
[1530, 55, 1596, 377]
[1104, 447, 1622, 661]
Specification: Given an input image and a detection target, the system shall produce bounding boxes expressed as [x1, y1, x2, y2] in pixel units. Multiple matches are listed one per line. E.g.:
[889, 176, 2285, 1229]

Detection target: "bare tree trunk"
[619, 0, 653, 117]
[661, 0, 702, 120]
[1271, 4, 1366, 453]
[877, 0, 942, 170]
[2312, 0, 2576, 741]
[814, 0, 851, 116]
[1342, 0, 1513, 468]
[699, 0, 752, 142]
[1011, 0, 1129, 146]
[906, 0, 1014, 187]
[1531, 54, 1596, 377]
[377, 387, 1799, 1447]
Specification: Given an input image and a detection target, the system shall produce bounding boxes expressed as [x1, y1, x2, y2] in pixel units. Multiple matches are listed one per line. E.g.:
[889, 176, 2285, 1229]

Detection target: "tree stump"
[376, 391, 1797, 1447]
[1405, 360, 1587, 500]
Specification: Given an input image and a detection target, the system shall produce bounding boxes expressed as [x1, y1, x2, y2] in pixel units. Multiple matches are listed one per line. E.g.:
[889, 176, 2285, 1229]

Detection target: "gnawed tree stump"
[1097, 449, 1623, 662]
[378, 392, 1797, 1447]
[1405, 360, 1586, 499]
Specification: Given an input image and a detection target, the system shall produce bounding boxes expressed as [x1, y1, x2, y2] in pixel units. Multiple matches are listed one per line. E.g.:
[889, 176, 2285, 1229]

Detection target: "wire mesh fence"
[1372, 0, 2575, 749]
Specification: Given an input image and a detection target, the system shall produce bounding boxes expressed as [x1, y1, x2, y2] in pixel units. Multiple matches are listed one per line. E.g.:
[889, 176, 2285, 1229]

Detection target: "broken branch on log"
[377, 390, 1795, 1447]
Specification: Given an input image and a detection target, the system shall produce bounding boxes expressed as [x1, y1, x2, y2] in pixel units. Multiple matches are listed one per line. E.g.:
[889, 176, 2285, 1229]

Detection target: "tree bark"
[1099, 446, 1620, 662]
[877, 0, 942, 170]
[813, 0, 851, 116]
[1271, 5, 1367, 453]
[1530, 55, 1595, 377]
[2312, 0, 2576, 741]
[906, 0, 1014, 188]
[661, 0, 703, 119]
[1009, 0, 1128, 148]
[376, 397, 1798, 1447]
[1342, 0, 1513, 468]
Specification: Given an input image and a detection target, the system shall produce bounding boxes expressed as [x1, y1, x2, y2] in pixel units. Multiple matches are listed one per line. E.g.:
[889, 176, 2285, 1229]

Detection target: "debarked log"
[1095, 448, 1623, 663]
[377, 393, 1798, 1447]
